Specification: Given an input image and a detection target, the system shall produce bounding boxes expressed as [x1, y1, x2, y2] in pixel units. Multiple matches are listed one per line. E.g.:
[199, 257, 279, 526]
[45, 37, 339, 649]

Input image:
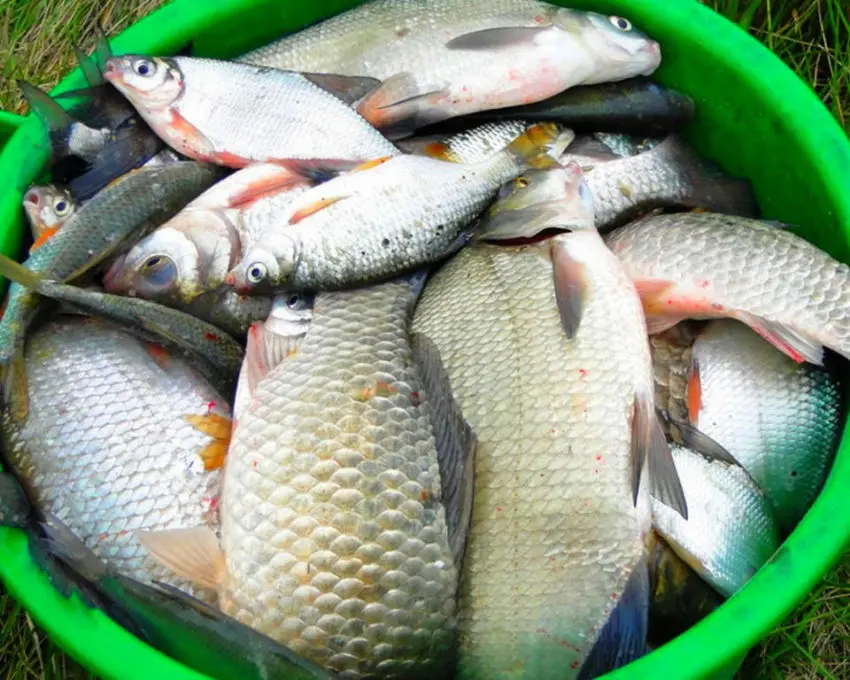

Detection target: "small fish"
[0, 162, 224, 375]
[646, 530, 723, 648]
[1, 314, 229, 602]
[413, 166, 685, 678]
[138, 274, 475, 677]
[686, 320, 844, 531]
[103, 55, 399, 167]
[0, 253, 244, 400]
[22, 184, 77, 247]
[240, 0, 661, 138]
[563, 135, 758, 229]
[449, 77, 696, 135]
[397, 120, 534, 164]
[226, 122, 572, 294]
[651, 445, 781, 599]
[604, 212, 850, 366]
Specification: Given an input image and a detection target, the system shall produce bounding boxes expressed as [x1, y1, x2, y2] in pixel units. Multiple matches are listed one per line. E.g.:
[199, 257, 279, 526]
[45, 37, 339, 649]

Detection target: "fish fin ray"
[675, 421, 740, 466]
[137, 527, 224, 591]
[18, 80, 75, 132]
[73, 46, 105, 87]
[551, 238, 588, 340]
[736, 313, 825, 365]
[288, 195, 349, 225]
[502, 122, 568, 171]
[300, 72, 382, 106]
[445, 26, 552, 51]
[356, 72, 448, 140]
[410, 332, 476, 569]
[577, 561, 649, 680]
[225, 174, 308, 210]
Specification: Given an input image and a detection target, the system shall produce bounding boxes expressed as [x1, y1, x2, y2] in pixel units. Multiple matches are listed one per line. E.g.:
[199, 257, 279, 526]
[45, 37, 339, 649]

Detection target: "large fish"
[103, 55, 399, 167]
[686, 320, 844, 531]
[651, 445, 780, 599]
[138, 275, 476, 678]
[1, 315, 230, 602]
[239, 0, 661, 138]
[226, 123, 570, 294]
[604, 212, 850, 366]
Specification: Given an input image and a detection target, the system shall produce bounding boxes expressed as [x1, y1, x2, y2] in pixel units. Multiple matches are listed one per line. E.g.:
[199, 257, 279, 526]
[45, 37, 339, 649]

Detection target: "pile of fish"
[0, 1, 846, 679]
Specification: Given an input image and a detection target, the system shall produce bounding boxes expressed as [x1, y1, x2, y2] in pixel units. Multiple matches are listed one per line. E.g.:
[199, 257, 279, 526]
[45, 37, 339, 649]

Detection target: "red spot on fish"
[534, 14, 547, 23]
[549, 556, 556, 562]
[571, 660, 580, 670]
[209, 496, 220, 512]
[711, 302, 723, 311]
[420, 490, 429, 502]
[595, 454, 603, 462]
[611, 592, 618, 600]
[578, 369, 588, 378]
[593, 468, 599, 474]
[666, 298, 674, 305]
[698, 280, 710, 289]
[207, 401, 217, 413]
[119, 530, 129, 536]
[409, 391, 422, 406]
[205, 332, 218, 341]
[496, 506, 502, 512]
[98, 533, 109, 542]
[252, 460, 258, 470]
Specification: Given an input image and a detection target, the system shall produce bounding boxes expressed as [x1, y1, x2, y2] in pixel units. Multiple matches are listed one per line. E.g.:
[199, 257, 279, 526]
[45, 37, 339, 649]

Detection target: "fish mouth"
[102, 254, 127, 293]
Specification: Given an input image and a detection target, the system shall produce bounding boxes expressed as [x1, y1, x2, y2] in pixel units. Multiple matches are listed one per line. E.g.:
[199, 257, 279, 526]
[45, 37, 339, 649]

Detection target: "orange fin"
[226, 173, 307, 209]
[185, 412, 232, 471]
[350, 155, 394, 173]
[137, 527, 225, 590]
[289, 195, 348, 225]
[145, 342, 172, 370]
[29, 227, 58, 253]
[687, 356, 701, 426]
[421, 141, 456, 162]
[550, 237, 587, 340]
[211, 150, 249, 168]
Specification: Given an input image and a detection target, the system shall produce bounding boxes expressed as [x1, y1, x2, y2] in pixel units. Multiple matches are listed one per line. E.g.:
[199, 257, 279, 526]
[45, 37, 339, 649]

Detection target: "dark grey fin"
[634, 391, 688, 519]
[275, 157, 368, 183]
[577, 562, 650, 680]
[445, 26, 552, 50]
[474, 206, 565, 242]
[300, 72, 382, 106]
[402, 268, 430, 300]
[356, 72, 449, 140]
[0, 472, 33, 530]
[551, 237, 588, 340]
[676, 422, 741, 467]
[74, 46, 105, 87]
[18, 80, 75, 132]
[410, 332, 476, 569]
[735, 312, 825, 366]
[93, 24, 113, 68]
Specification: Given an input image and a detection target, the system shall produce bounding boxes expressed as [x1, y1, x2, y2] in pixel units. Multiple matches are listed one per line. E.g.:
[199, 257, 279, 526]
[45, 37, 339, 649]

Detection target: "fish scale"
[220, 281, 461, 679]
[412, 238, 651, 680]
[2, 316, 227, 603]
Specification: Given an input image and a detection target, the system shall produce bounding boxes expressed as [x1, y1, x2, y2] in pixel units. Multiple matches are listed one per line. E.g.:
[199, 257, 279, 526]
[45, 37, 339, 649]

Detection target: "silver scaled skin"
[221, 280, 465, 679]
[2, 316, 228, 602]
[413, 236, 652, 680]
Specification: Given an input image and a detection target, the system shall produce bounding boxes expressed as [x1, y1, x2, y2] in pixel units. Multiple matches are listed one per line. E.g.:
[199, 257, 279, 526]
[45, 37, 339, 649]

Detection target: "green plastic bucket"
[0, 1, 849, 678]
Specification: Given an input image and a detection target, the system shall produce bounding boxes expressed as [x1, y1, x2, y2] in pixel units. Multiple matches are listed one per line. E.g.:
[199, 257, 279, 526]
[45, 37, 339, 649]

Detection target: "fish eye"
[53, 198, 70, 216]
[286, 294, 301, 309]
[514, 176, 530, 189]
[139, 255, 177, 290]
[142, 255, 163, 270]
[609, 16, 633, 32]
[247, 263, 268, 285]
[132, 58, 157, 77]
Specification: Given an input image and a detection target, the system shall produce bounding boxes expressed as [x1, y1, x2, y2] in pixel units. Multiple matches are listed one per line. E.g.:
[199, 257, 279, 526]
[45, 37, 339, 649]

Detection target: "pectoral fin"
[137, 527, 225, 591]
[288, 195, 350, 225]
[356, 72, 449, 140]
[300, 72, 382, 106]
[736, 312, 825, 365]
[445, 26, 552, 51]
[411, 332, 476, 568]
[551, 237, 588, 340]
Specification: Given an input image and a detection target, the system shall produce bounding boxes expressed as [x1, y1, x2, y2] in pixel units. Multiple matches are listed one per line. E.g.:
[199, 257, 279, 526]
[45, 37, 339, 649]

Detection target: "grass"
[0, 0, 848, 678]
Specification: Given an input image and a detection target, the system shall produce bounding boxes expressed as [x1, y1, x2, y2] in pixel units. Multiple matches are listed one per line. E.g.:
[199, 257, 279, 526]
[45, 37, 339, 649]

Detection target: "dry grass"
[0, 0, 848, 679]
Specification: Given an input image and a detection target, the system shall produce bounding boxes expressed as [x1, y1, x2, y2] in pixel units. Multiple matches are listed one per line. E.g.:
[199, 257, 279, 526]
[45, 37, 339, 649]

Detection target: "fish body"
[688, 320, 843, 530]
[22, 184, 77, 244]
[1, 315, 228, 600]
[227, 123, 569, 294]
[412, 232, 663, 679]
[651, 445, 780, 598]
[104, 56, 399, 167]
[0, 162, 223, 365]
[604, 212, 850, 365]
[239, 0, 661, 137]
[201, 276, 473, 678]
[565, 135, 758, 229]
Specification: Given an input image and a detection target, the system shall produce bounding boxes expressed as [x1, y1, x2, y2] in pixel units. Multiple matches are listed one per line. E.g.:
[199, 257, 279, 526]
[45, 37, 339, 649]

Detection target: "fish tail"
[500, 122, 574, 171]
[17, 80, 75, 133]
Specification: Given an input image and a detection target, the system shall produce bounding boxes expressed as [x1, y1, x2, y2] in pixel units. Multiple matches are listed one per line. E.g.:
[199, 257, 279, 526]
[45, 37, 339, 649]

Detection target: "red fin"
[225, 173, 305, 209]
[29, 227, 58, 253]
[350, 155, 394, 173]
[422, 142, 455, 161]
[211, 150, 250, 168]
[687, 357, 701, 426]
[145, 342, 172, 369]
[289, 195, 348, 225]
[736, 312, 824, 366]
[167, 108, 221, 164]
[185, 412, 232, 471]
[356, 72, 447, 139]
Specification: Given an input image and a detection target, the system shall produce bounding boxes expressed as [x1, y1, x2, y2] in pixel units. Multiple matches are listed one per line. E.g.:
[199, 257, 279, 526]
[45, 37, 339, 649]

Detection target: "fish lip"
[102, 254, 127, 293]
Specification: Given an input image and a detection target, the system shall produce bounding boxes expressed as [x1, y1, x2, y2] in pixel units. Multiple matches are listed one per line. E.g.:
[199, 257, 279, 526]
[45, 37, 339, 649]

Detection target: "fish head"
[102, 227, 203, 302]
[262, 292, 316, 361]
[477, 161, 596, 241]
[225, 238, 295, 295]
[570, 13, 662, 82]
[104, 55, 183, 112]
[23, 185, 76, 236]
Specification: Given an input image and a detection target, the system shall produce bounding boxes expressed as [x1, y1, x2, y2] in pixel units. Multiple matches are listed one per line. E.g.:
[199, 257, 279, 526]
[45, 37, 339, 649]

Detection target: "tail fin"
[18, 80, 75, 133]
[73, 45, 105, 87]
[501, 122, 574, 172]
